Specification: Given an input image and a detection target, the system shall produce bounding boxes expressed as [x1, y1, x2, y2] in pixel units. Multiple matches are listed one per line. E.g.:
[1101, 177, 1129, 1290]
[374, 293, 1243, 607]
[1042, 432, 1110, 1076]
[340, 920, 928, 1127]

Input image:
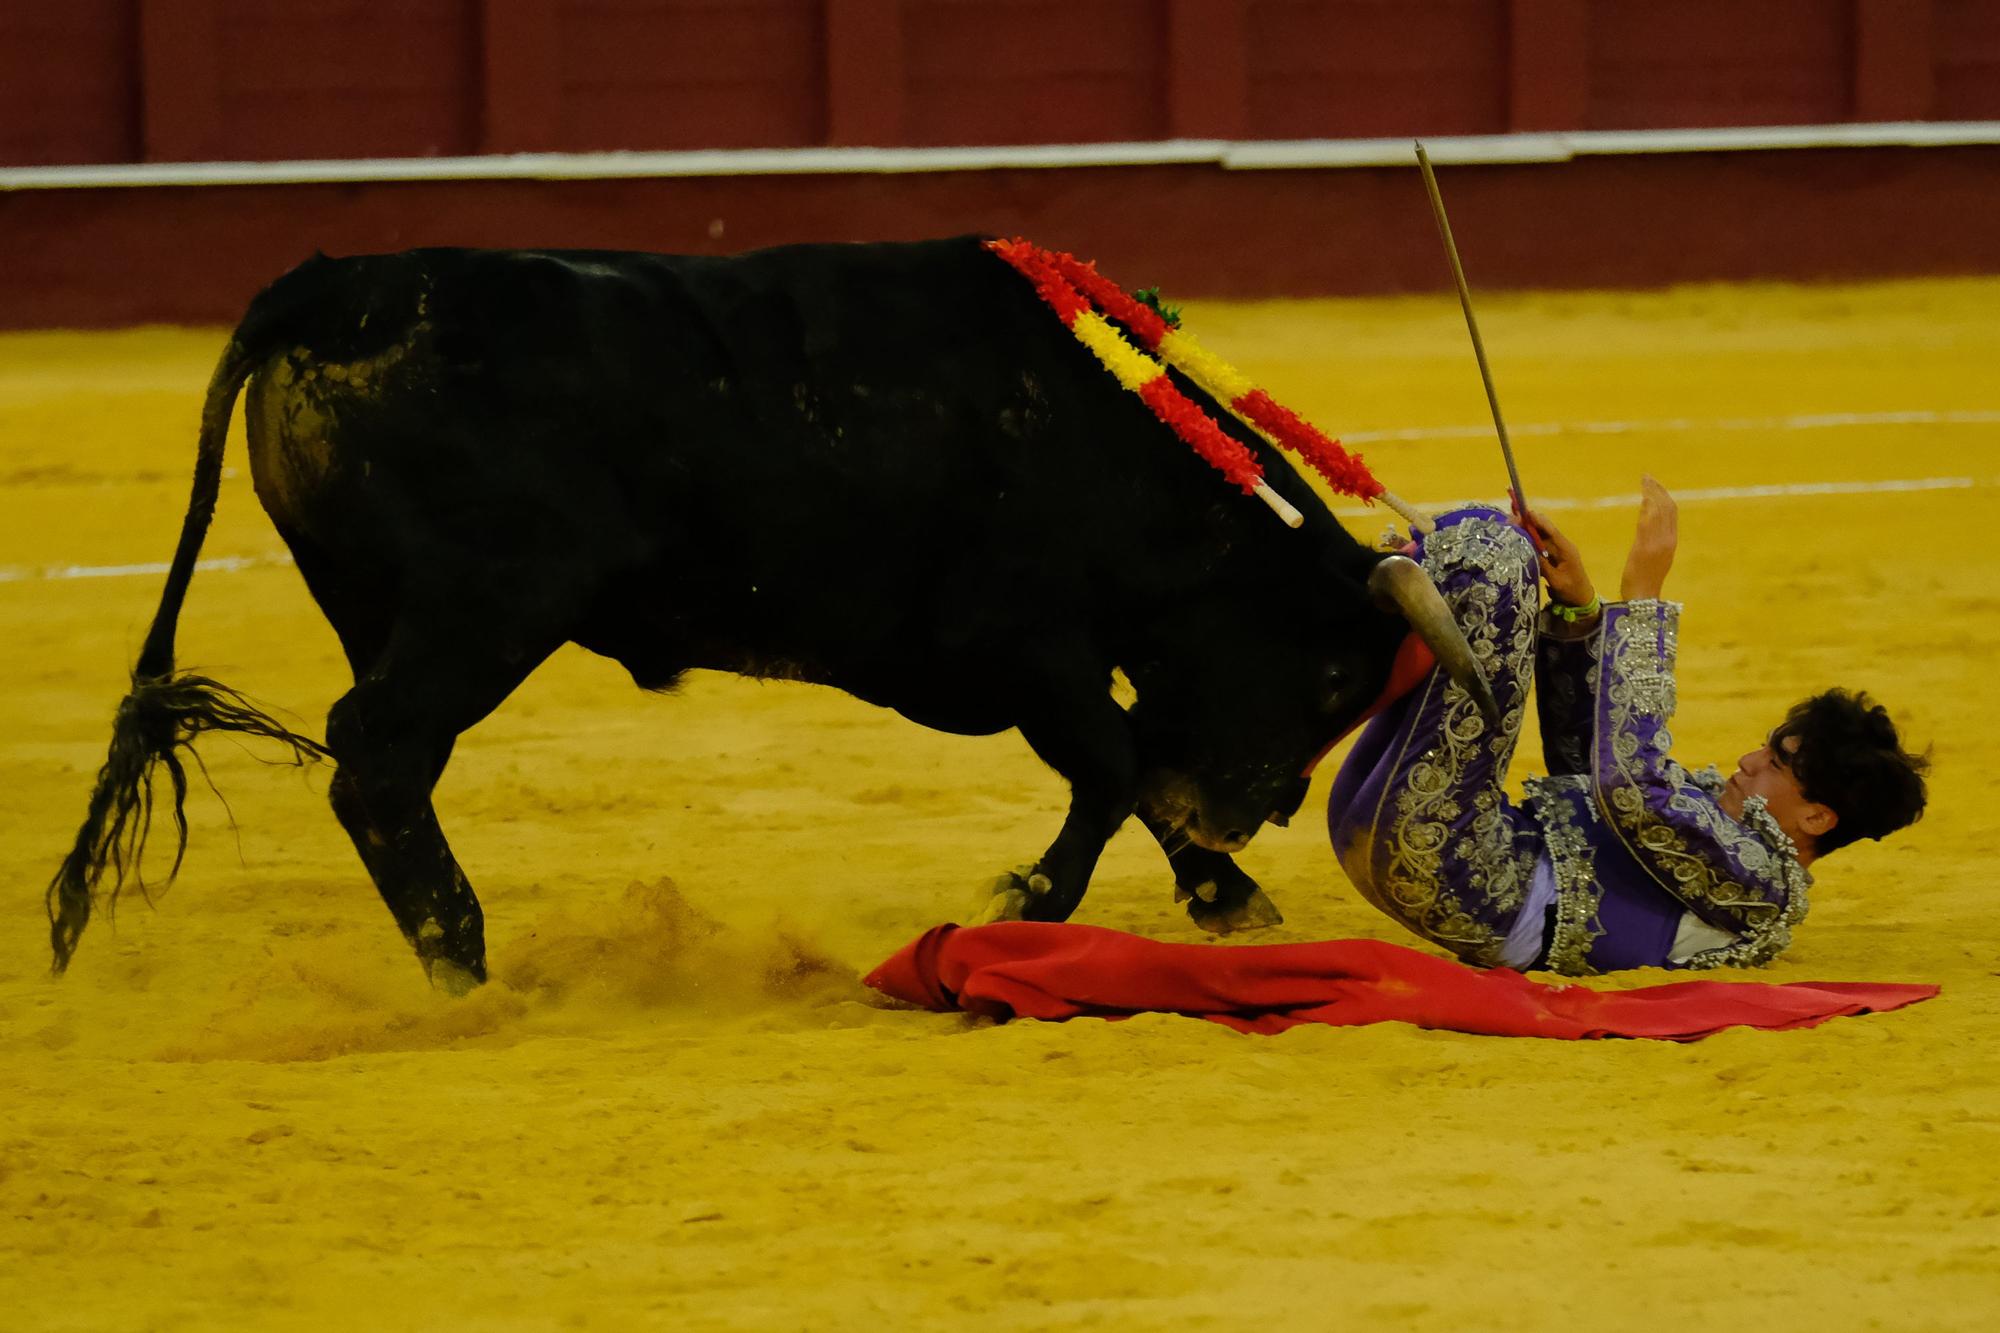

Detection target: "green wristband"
[1548, 594, 1603, 623]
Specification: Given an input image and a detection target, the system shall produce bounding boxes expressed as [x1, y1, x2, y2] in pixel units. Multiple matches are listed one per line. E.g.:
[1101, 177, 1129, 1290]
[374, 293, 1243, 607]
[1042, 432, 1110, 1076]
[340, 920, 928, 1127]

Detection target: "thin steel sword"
[1414, 140, 1531, 523]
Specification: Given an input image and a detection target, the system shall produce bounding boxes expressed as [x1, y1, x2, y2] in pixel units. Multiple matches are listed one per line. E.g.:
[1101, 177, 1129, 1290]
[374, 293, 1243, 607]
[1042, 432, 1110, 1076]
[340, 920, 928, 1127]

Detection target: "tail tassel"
[47, 671, 328, 973]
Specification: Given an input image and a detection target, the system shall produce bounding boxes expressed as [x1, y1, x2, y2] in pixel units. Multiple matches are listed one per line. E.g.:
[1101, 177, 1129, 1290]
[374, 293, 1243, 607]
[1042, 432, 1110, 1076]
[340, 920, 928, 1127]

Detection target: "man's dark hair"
[1772, 689, 1929, 856]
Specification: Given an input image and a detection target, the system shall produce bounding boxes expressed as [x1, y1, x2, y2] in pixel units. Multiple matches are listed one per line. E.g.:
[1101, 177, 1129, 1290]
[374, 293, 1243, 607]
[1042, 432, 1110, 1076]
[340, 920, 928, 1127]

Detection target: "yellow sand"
[2, 280, 1997, 1331]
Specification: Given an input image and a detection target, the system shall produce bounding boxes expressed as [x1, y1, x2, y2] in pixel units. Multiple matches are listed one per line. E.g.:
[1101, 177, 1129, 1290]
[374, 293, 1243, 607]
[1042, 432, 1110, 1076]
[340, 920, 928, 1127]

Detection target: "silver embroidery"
[1613, 599, 1679, 719]
[1592, 600, 1809, 966]
[1686, 763, 1726, 796]
[1368, 516, 1540, 966]
[1525, 775, 1603, 975]
[1676, 795, 1813, 969]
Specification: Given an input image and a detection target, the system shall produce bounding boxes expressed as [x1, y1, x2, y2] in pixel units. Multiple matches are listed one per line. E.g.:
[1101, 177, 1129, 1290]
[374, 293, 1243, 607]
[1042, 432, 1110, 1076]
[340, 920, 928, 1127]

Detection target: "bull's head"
[1125, 548, 1493, 854]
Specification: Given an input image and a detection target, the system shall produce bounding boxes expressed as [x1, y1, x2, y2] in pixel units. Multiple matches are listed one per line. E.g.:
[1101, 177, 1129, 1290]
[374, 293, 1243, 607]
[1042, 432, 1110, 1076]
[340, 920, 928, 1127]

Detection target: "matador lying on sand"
[1327, 479, 1930, 975]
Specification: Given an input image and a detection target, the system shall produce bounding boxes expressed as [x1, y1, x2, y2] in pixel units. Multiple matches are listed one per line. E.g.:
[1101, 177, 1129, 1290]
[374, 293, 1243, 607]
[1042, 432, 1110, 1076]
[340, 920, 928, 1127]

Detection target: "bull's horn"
[1367, 555, 1501, 728]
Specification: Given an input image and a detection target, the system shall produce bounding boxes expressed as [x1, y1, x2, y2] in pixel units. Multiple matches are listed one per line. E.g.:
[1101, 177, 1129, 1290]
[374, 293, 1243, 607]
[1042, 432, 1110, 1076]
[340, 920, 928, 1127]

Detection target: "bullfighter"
[1327, 478, 1930, 973]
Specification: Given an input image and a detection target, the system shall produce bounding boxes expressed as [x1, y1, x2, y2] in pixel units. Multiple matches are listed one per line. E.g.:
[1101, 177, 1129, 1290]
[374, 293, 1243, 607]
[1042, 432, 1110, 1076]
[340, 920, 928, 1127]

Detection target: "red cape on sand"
[864, 922, 1937, 1041]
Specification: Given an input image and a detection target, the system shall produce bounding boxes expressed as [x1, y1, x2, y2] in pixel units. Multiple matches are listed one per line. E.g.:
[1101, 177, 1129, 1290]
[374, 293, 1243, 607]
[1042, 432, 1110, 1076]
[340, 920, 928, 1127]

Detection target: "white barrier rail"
[5, 122, 1999, 192]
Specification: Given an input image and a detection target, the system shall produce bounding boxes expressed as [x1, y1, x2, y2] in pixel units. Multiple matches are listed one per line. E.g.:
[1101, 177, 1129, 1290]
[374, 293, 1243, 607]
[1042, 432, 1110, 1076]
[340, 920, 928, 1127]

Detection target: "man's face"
[1718, 734, 1834, 849]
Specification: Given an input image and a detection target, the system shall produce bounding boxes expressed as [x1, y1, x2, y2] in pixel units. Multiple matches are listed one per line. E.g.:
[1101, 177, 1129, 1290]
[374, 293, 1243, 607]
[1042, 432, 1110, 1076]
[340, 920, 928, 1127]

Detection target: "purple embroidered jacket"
[1525, 599, 1812, 973]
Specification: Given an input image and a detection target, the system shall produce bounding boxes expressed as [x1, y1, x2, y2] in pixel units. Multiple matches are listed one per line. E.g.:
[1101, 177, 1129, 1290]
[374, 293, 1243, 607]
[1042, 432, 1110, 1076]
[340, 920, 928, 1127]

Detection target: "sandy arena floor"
[2, 279, 1997, 1330]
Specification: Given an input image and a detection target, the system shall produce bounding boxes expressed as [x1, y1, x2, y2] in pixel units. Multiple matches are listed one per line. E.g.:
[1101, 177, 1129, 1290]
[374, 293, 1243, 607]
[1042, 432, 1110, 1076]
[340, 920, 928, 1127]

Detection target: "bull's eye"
[1322, 665, 1349, 702]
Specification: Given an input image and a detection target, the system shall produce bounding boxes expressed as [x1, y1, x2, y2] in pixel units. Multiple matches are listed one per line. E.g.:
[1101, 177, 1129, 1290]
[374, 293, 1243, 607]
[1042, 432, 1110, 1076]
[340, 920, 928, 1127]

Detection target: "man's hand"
[1511, 492, 1596, 609]
[1620, 475, 1678, 601]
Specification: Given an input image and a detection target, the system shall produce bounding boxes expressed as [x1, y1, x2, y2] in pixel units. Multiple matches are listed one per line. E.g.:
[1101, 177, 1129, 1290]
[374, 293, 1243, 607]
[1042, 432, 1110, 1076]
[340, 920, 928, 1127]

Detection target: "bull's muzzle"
[1368, 555, 1501, 728]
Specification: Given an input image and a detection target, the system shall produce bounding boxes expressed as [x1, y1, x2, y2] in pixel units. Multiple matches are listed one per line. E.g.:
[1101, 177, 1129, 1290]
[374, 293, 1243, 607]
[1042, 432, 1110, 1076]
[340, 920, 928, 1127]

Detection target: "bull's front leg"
[1137, 802, 1285, 934]
[968, 674, 1137, 926]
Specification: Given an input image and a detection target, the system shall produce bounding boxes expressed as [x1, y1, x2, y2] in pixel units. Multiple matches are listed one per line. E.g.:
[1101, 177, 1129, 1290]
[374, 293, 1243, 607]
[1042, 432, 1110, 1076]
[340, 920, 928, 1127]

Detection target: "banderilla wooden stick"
[1414, 141, 1531, 524]
[1250, 478, 1304, 527]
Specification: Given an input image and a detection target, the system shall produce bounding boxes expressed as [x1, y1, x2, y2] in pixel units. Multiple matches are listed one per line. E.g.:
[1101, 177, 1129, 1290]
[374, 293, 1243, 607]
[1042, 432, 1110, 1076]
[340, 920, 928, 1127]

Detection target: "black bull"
[45, 237, 1493, 989]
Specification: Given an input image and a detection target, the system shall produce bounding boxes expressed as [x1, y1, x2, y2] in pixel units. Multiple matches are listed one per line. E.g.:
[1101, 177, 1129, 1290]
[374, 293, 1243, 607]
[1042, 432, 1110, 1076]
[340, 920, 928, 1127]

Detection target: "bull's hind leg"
[323, 611, 558, 990]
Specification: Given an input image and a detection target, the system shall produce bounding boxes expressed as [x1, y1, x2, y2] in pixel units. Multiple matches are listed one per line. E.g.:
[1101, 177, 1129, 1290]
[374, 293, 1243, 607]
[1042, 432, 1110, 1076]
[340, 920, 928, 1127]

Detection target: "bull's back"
[239, 238, 1216, 683]
[251, 239, 1133, 515]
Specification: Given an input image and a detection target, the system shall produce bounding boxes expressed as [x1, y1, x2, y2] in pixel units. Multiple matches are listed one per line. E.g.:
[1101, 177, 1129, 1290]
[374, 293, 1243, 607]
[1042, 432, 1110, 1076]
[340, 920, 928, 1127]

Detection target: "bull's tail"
[47, 335, 328, 973]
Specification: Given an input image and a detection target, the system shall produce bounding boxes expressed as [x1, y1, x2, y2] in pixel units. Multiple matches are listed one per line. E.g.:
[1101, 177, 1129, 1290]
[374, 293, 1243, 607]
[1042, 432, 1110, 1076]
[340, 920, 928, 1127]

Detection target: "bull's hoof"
[426, 957, 484, 996]
[968, 864, 1053, 926]
[416, 918, 485, 995]
[1185, 884, 1284, 935]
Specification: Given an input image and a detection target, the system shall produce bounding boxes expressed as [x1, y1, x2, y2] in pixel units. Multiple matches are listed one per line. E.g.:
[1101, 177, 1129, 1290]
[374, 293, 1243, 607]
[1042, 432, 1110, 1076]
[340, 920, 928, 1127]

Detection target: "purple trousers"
[1326, 508, 1547, 968]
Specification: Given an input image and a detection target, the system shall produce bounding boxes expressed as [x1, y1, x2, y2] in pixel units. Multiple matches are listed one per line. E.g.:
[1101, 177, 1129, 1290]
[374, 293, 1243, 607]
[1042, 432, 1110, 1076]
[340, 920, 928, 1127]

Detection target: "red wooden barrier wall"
[3, 0, 1996, 168]
[7, 143, 1999, 328]
[4, 1, 1998, 325]
[0, 0, 140, 164]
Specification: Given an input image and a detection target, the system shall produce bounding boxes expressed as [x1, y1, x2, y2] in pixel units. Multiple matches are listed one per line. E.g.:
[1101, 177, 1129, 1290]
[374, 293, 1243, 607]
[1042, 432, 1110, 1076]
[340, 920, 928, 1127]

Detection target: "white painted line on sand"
[1333, 475, 1982, 518]
[0, 475, 1981, 584]
[0, 553, 294, 585]
[1341, 408, 2000, 444]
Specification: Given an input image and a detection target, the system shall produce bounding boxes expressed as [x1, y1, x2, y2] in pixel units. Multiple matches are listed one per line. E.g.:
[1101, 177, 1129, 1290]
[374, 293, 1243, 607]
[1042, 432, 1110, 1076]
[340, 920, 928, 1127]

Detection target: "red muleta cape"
[864, 922, 1936, 1041]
